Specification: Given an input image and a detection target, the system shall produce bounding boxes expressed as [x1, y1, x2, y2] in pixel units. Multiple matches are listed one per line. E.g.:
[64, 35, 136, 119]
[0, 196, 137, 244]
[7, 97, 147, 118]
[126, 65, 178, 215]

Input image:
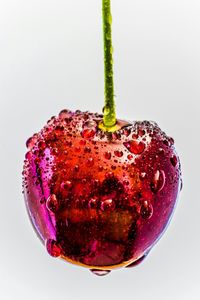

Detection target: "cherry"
[22, 0, 182, 275]
[23, 110, 181, 274]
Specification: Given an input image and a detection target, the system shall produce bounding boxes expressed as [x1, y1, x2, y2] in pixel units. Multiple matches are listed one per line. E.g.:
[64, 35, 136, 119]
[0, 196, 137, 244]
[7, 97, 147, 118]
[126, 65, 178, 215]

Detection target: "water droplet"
[46, 194, 58, 213]
[104, 151, 111, 160]
[82, 178, 87, 184]
[82, 128, 95, 139]
[25, 151, 32, 160]
[98, 165, 103, 172]
[151, 170, 165, 193]
[38, 141, 46, 150]
[158, 148, 165, 155]
[140, 172, 146, 180]
[138, 129, 145, 137]
[59, 109, 72, 118]
[123, 180, 130, 185]
[75, 109, 81, 114]
[89, 198, 98, 209]
[168, 137, 174, 145]
[132, 133, 138, 139]
[140, 201, 153, 219]
[103, 106, 110, 116]
[46, 239, 61, 257]
[127, 154, 133, 160]
[124, 140, 145, 155]
[123, 128, 131, 137]
[66, 140, 72, 147]
[180, 179, 183, 191]
[114, 150, 123, 158]
[101, 199, 115, 211]
[81, 120, 97, 139]
[52, 147, 58, 155]
[61, 180, 72, 190]
[170, 155, 178, 167]
[74, 165, 79, 172]
[34, 157, 40, 164]
[84, 146, 91, 153]
[26, 134, 37, 150]
[112, 132, 121, 140]
[74, 147, 80, 153]
[55, 125, 64, 134]
[40, 197, 45, 204]
[90, 269, 111, 276]
[163, 139, 170, 146]
[87, 157, 94, 166]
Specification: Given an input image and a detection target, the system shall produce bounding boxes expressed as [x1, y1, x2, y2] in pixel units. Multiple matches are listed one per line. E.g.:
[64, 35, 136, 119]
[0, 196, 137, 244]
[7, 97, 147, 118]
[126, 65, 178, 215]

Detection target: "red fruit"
[23, 110, 181, 275]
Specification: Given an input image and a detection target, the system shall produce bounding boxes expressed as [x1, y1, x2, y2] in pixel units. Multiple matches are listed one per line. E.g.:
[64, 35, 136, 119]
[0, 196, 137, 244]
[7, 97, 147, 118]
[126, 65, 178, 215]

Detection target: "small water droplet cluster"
[23, 109, 181, 275]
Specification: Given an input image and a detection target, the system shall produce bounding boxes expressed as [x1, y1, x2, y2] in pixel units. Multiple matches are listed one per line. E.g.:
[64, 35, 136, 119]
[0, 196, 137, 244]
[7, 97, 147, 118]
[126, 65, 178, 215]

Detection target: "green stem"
[102, 0, 116, 128]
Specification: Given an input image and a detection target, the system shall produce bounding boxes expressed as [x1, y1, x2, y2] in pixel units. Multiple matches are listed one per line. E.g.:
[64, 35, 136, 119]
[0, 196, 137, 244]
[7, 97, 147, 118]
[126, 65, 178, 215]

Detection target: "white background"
[0, 0, 200, 299]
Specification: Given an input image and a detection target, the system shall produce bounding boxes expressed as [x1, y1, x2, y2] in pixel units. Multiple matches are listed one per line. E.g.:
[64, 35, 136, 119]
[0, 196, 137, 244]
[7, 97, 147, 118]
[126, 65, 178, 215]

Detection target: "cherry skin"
[23, 109, 181, 274]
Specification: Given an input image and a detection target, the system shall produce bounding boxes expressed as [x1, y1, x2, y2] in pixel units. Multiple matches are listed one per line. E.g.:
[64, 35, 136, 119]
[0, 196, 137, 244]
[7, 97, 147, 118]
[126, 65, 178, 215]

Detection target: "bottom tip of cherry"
[90, 269, 111, 276]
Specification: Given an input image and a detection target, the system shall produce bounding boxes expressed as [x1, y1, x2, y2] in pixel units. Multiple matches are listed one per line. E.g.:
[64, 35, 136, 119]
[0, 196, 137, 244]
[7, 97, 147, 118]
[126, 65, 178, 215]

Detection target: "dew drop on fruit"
[81, 120, 97, 139]
[180, 179, 183, 191]
[88, 198, 98, 209]
[74, 165, 79, 172]
[38, 141, 46, 150]
[104, 151, 111, 160]
[163, 139, 170, 146]
[140, 172, 146, 180]
[46, 194, 59, 212]
[124, 140, 145, 155]
[140, 201, 153, 220]
[98, 166, 103, 172]
[26, 134, 37, 150]
[127, 154, 133, 160]
[101, 199, 115, 211]
[123, 180, 130, 186]
[168, 137, 174, 145]
[158, 148, 165, 155]
[81, 128, 96, 139]
[138, 129, 146, 137]
[112, 132, 121, 140]
[123, 128, 131, 137]
[87, 157, 94, 166]
[46, 239, 61, 257]
[25, 151, 32, 160]
[150, 170, 165, 193]
[84, 146, 91, 153]
[61, 180, 72, 190]
[90, 269, 111, 276]
[59, 109, 72, 118]
[170, 155, 178, 167]
[114, 150, 123, 158]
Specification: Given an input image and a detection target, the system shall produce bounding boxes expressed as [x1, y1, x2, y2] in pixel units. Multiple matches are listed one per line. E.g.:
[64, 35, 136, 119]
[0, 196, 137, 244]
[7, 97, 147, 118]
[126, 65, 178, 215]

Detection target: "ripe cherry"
[22, 0, 182, 276]
[23, 110, 181, 275]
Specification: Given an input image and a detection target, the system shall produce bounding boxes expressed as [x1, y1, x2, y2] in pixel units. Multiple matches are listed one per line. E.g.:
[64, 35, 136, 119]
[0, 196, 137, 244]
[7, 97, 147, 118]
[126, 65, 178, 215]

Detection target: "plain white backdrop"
[0, 0, 200, 299]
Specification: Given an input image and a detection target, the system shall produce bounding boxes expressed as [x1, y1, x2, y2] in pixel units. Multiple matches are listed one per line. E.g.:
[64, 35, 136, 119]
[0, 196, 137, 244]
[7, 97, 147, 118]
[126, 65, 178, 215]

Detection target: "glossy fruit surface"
[23, 109, 181, 273]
